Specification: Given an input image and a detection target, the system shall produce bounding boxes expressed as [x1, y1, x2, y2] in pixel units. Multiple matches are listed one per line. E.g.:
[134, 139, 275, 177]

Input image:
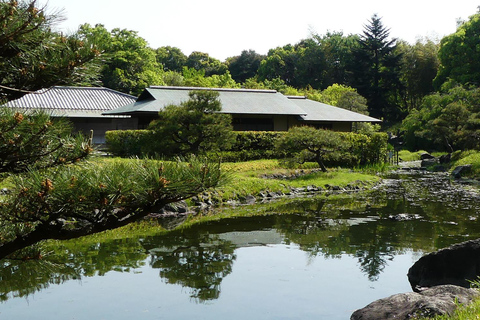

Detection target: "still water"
[2, 171, 480, 319]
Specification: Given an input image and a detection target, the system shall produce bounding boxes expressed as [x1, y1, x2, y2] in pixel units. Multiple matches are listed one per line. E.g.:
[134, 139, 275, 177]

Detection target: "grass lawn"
[216, 159, 381, 201]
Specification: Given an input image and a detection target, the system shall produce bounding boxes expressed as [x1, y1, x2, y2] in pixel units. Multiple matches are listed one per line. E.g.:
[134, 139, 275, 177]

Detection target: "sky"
[41, 0, 479, 61]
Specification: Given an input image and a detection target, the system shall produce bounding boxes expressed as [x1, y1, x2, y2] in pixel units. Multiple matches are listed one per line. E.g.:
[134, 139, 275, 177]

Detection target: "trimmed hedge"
[105, 130, 157, 157]
[105, 129, 388, 166]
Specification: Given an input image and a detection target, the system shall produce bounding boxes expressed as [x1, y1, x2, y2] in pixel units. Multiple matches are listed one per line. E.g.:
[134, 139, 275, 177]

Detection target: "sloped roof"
[103, 86, 382, 123]
[104, 86, 307, 116]
[6, 86, 136, 118]
[288, 96, 382, 123]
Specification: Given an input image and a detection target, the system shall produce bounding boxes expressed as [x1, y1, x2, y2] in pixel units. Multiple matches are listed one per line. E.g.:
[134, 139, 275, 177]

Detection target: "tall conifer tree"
[349, 14, 403, 122]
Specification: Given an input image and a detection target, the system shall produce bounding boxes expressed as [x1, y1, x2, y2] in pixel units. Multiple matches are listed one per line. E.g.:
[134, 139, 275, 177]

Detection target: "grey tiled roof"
[6, 86, 136, 117]
[288, 96, 382, 123]
[104, 86, 307, 116]
[104, 86, 381, 123]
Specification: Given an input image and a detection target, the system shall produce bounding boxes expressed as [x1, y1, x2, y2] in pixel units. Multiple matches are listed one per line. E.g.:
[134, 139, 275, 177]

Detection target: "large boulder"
[451, 165, 472, 179]
[350, 285, 479, 320]
[420, 153, 435, 160]
[408, 239, 480, 291]
[421, 158, 438, 168]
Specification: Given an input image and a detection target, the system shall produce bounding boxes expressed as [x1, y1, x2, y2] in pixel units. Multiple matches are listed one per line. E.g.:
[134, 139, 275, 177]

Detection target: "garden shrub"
[105, 129, 388, 167]
[105, 130, 158, 157]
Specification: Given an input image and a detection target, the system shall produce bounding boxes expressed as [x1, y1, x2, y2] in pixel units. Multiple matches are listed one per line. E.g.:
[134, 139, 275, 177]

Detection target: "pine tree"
[349, 14, 403, 122]
[0, 0, 100, 101]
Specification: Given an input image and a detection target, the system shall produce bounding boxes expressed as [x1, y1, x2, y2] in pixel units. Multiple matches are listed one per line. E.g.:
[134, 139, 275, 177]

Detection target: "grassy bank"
[89, 157, 382, 204]
[451, 150, 480, 178]
[417, 296, 480, 320]
[399, 149, 480, 179]
[41, 158, 381, 255]
[216, 159, 381, 201]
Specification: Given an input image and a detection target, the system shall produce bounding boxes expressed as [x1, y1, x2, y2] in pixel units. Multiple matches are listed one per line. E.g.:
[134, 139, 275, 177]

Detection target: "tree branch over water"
[0, 158, 225, 260]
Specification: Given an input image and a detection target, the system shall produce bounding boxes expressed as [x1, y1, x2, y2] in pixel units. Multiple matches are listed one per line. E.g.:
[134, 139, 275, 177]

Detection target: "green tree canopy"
[311, 31, 359, 87]
[155, 46, 187, 73]
[226, 50, 264, 83]
[400, 85, 480, 151]
[78, 24, 164, 96]
[397, 39, 439, 111]
[186, 51, 228, 77]
[434, 12, 480, 89]
[275, 126, 344, 172]
[0, 1, 101, 100]
[148, 90, 235, 156]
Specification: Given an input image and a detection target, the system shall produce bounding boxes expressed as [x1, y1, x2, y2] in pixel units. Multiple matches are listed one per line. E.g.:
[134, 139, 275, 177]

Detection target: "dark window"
[232, 117, 274, 131]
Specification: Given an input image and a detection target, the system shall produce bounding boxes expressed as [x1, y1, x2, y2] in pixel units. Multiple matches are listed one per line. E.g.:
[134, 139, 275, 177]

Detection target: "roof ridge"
[50, 86, 137, 99]
[286, 95, 307, 99]
[149, 86, 277, 94]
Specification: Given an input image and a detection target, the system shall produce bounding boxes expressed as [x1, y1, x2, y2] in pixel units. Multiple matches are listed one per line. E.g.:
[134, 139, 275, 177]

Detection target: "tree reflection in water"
[2, 172, 480, 302]
[0, 239, 148, 301]
[145, 232, 236, 302]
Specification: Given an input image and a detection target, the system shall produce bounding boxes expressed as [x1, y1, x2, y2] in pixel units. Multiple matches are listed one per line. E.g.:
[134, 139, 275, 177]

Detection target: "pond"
[2, 170, 480, 319]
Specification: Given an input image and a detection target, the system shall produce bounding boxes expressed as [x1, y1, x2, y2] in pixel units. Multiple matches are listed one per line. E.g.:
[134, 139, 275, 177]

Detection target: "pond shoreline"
[153, 161, 480, 225]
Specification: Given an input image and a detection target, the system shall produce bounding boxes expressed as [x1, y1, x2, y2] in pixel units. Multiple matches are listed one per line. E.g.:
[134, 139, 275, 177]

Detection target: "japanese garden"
[2, 1, 480, 319]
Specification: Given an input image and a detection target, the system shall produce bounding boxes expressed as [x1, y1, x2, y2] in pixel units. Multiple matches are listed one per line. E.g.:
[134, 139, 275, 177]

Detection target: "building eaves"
[288, 96, 382, 123]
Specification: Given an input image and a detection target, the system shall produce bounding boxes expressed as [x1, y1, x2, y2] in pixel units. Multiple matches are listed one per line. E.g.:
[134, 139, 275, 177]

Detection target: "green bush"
[105, 130, 158, 157]
[214, 131, 287, 161]
[105, 129, 388, 167]
[229, 131, 286, 151]
[322, 132, 388, 166]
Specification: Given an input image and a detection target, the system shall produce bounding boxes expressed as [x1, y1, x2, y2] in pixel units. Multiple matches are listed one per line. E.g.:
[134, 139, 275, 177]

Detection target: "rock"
[421, 158, 438, 168]
[432, 165, 446, 172]
[439, 153, 451, 164]
[420, 153, 435, 160]
[451, 165, 472, 179]
[155, 213, 188, 230]
[266, 192, 278, 198]
[350, 285, 479, 320]
[163, 201, 188, 213]
[408, 238, 480, 291]
[325, 184, 342, 191]
[258, 191, 268, 198]
[244, 195, 256, 204]
[388, 213, 422, 221]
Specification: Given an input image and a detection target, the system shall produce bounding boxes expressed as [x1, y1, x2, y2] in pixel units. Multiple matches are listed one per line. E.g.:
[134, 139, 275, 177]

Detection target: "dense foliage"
[348, 14, 403, 122]
[148, 90, 235, 156]
[275, 127, 388, 171]
[434, 13, 480, 89]
[106, 128, 388, 166]
[0, 108, 90, 175]
[0, 0, 101, 100]
[0, 157, 224, 259]
[400, 86, 480, 152]
[105, 129, 156, 157]
[275, 126, 344, 171]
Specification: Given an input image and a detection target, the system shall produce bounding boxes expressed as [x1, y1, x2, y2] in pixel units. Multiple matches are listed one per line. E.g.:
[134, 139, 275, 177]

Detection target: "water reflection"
[145, 232, 236, 302]
[1, 171, 480, 303]
[0, 239, 147, 301]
